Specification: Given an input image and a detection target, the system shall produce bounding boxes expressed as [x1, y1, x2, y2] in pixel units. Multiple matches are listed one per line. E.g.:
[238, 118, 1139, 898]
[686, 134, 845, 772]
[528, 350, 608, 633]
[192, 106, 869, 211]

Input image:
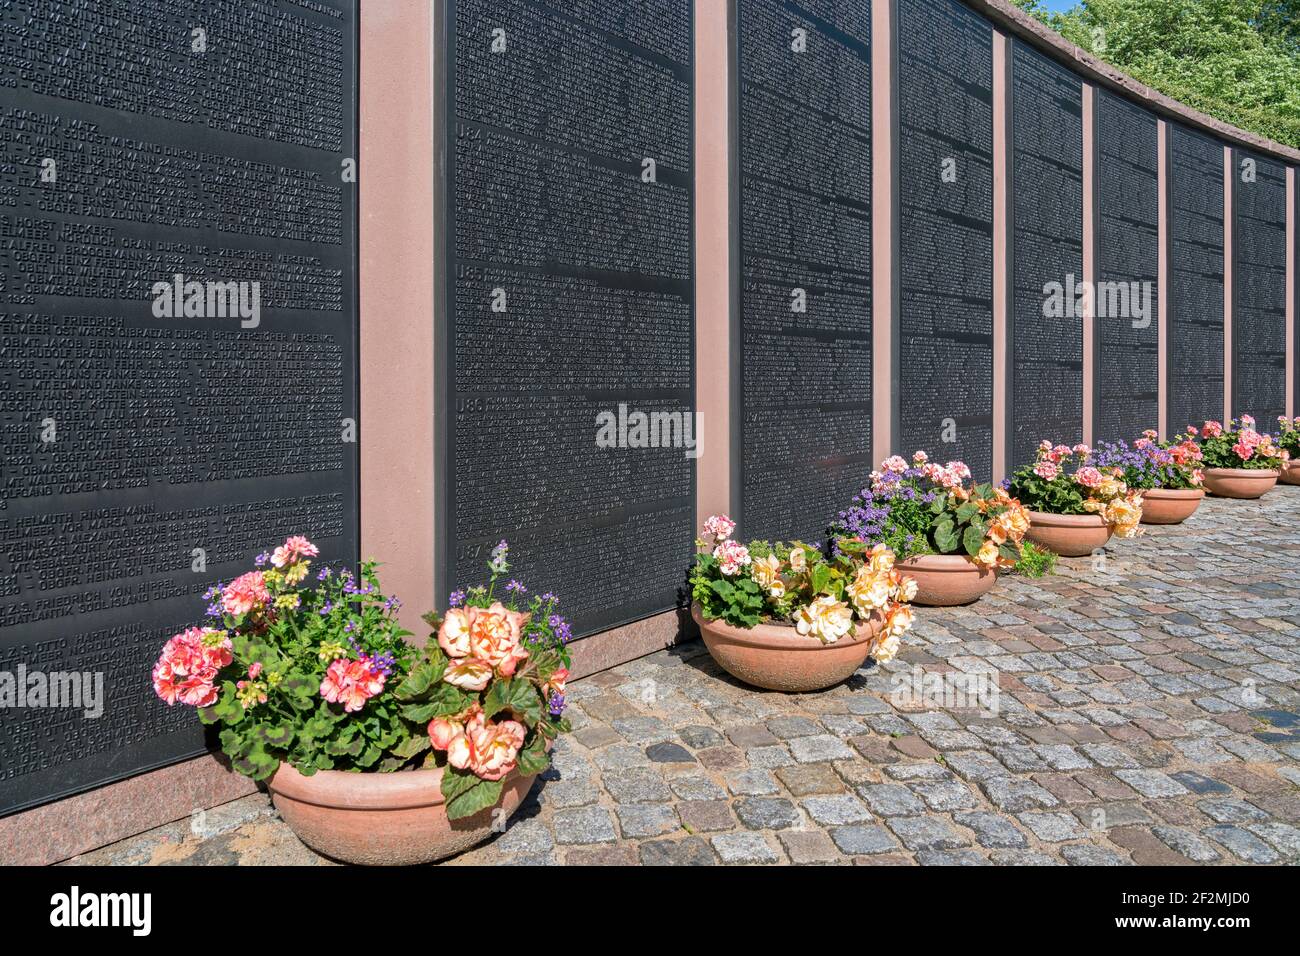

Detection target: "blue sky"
[1040, 0, 1078, 10]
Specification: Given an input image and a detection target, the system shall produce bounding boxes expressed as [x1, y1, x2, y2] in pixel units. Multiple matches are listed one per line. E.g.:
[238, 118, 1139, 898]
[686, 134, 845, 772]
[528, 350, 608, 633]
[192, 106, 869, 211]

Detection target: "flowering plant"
[1276, 416, 1300, 460]
[1194, 417, 1283, 470]
[690, 516, 915, 663]
[404, 541, 571, 819]
[153, 537, 417, 782]
[1090, 431, 1203, 491]
[1007, 442, 1143, 537]
[832, 452, 1031, 570]
[152, 538, 571, 821]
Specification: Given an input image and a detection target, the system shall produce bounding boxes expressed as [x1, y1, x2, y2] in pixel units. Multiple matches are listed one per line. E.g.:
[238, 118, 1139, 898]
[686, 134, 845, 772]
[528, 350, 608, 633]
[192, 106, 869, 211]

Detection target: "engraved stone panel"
[1010, 41, 1083, 468]
[1095, 90, 1159, 441]
[1232, 150, 1287, 424]
[1169, 125, 1224, 431]
[738, 0, 871, 542]
[446, 0, 694, 634]
[897, 0, 994, 478]
[0, 0, 358, 814]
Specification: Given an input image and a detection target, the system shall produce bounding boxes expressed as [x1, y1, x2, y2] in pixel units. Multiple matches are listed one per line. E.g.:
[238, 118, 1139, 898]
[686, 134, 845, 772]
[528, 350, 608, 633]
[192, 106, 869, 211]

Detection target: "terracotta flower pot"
[692, 604, 880, 693]
[899, 553, 996, 606]
[1202, 467, 1278, 499]
[1278, 461, 1300, 486]
[1138, 487, 1204, 525]
[269, 759, 541, 865]
[1024, 510, 1112, 557]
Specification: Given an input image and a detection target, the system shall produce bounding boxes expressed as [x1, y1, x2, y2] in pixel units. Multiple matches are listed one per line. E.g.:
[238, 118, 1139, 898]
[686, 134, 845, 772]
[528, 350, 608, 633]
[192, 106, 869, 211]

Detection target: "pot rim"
[269, 750, 545, 812]
[900, 553, 993, 573]
[691, 604, 878, 651]
[1203, 467, 1280, 477]
[1025, 509, 1108, 527]
[269, 761, 450, 811]
[1139, 487, 1205, 499]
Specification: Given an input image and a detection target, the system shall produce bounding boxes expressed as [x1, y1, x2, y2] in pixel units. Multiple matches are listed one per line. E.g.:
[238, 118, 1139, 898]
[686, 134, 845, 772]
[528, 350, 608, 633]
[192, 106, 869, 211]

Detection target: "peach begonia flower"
[438, 606, 474, 658]
[434, 707, 527, 781]
[751, 553, 785, 599]
[547, 667, 569, 697]
[443, 657, 494, 692]
[468, 601, 530, 676]
[795, 596, 854, 645]
[847, 565, 893, 617]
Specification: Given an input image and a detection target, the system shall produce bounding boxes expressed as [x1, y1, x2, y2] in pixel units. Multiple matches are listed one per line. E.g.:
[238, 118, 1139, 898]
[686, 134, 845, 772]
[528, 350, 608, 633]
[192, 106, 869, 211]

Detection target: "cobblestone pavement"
[68, 492, 1300, 866]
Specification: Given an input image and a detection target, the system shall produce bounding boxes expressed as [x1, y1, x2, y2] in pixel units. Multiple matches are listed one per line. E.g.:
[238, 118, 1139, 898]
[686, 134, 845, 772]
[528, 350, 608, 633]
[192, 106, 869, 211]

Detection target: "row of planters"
[150, 418, 1298, 865]
[691, 415, 1298, 692]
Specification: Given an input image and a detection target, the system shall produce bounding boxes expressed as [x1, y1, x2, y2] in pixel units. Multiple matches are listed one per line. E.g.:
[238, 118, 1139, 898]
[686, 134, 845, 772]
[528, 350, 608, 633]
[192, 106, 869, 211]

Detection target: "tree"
[1009, 0, 1300, 148]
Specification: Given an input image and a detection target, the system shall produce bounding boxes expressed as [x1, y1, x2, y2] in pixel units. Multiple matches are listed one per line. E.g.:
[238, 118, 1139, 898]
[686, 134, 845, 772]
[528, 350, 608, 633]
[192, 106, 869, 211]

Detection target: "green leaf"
[324, 736, 365, 757]
[962, 523, 986, 557]
[390, 733, 432, 760]
[440, 765, 481, 803]
[933, 518, 958, 553]
[483, 677, 543, 725]
[443, 774, 505, 821]
[394, 656, 447, 701]
[810, 562, 832, 594]
[515, 736, 550, 776]
[256, 722, 295, 749]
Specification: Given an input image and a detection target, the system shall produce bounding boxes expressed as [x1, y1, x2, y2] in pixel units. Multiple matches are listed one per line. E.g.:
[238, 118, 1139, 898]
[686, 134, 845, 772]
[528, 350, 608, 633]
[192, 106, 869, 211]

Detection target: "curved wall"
[730, 0, 1298, 541]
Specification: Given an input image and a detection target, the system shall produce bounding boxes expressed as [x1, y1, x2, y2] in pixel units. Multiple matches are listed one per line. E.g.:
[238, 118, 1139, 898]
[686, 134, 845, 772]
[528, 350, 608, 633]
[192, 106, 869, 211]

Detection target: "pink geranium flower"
[152, 627, 232, 707]
[702, 515, 736, 540]
[320, 658, 386, 712]
[221, 571, 270, 618]
[1033, 460, 1059, 481]
[1073, 466, 1103, 489]
[271, 535, 319, 569]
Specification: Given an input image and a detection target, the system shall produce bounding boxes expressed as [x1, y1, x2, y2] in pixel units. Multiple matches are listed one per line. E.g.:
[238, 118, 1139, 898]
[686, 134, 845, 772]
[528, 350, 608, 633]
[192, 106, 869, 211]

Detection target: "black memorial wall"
[1009, 39, 1084, 470]
[443, 0, 695, 635]
[1169, 125, 1226, 432]
[1094, 89, 1160, 443]
[897, 0, 995, 480]
[737, 0, 873, 542]
[0, 0, 359, 815]
[1232, 150, 1288, 426]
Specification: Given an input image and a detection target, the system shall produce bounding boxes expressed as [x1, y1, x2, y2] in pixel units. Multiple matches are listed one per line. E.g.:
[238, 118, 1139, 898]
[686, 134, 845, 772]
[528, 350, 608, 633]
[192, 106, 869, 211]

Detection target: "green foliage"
[690, 550, 768, 628]
[1277, 416, 1300, 457]
[1195, 417, 1284, 469]
[1009, 0, 1300, 148]
[1007, 449, 1093, 515]
[1012, 541, 1058, 578]
[159, 540, 573, 823]
[691, 535, 894, 632]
